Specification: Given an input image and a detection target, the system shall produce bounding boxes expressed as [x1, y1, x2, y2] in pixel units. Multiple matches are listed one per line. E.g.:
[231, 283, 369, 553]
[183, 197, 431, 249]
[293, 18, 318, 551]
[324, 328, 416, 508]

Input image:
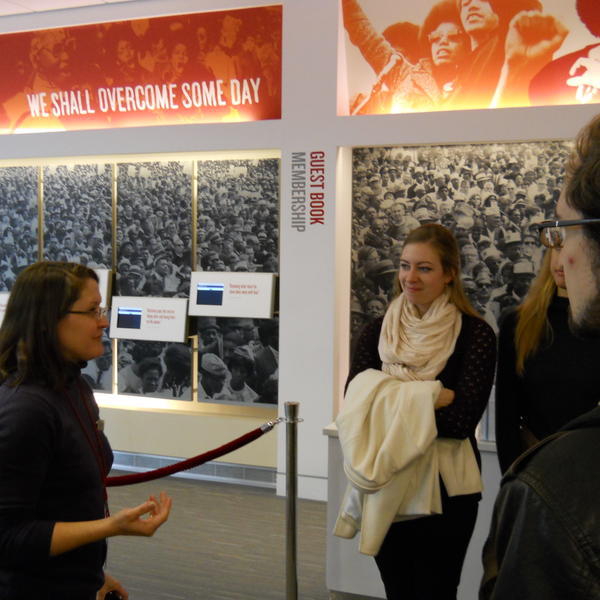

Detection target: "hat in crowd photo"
[512, 259, 536, 276]
[504, 230, 522, 246]
[414, 207, 434, 223]
[350, 297, 365, 315]
[367, 259, 396, 279]
[483, 205, 501, 217]
[482, 246, 502, 261]
[476, 235, 492, 249]
[200, 353, 228, 376]
[474, 269, 493, 285]
[198, 316, 220, 332]
[475, 172, 490, 182]
[127, 264, 144, 278]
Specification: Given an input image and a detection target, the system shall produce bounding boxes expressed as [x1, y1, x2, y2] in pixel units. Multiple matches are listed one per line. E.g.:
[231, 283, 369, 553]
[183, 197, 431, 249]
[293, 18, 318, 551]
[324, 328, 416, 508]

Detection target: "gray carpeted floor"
[105, 473, 373, 600]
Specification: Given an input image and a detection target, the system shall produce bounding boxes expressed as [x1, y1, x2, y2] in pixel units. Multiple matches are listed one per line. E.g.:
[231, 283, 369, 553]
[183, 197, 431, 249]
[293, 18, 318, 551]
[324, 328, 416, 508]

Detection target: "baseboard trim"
[112, 451, 276, 489]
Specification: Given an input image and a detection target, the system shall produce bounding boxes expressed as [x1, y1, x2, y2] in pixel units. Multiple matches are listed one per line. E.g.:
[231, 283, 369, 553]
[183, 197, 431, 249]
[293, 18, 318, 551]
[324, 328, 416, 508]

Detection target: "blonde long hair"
[514, 250, 556, 374]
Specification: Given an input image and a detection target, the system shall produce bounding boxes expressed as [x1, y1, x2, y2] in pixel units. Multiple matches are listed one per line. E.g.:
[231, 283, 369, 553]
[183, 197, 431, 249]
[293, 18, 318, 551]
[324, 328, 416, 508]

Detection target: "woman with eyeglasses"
[495, 232, 600, 474]
[0, 262, 172, 600]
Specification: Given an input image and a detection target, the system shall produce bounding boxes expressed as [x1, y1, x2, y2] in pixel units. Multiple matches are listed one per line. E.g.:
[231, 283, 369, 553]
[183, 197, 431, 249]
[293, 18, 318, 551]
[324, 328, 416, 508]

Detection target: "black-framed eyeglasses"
[533, 218, 600, 249]
[68, 306, 109, 321]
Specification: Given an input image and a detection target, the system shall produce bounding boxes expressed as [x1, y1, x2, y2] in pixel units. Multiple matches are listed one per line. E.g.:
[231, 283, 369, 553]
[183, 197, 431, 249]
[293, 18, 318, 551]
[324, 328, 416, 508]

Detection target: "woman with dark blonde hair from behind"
[335, 224, 496, 599]
[495, 244, 600, 474]
[0, 261, 171, 600]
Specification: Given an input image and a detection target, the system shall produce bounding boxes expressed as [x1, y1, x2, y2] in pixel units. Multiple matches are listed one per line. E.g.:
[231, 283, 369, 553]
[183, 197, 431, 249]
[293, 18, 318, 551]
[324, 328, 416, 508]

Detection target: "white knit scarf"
[378, 290, 462, 382]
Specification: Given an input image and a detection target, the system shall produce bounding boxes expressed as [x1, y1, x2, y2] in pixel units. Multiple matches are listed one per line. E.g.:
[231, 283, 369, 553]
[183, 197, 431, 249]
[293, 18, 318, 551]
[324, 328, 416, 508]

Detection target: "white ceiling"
[0, 0, 132, 17]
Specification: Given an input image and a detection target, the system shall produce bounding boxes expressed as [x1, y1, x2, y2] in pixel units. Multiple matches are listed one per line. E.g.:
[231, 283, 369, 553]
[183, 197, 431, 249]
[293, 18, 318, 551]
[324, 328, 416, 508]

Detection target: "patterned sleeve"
[345, 317, 383, 392]
[436, 316, 497, 438]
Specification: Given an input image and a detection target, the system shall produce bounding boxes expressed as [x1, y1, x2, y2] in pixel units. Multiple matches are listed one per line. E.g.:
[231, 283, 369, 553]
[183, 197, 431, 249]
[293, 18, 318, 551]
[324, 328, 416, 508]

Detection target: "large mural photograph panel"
[0, 5, 282, 134]
[115, 160, 193, 401]
[340, 0, 600, 114]
[196, 155, 280, 406]
[43, 163, 112, 267]
[0, 166, 38, 290]
[350, 139, 573, 346]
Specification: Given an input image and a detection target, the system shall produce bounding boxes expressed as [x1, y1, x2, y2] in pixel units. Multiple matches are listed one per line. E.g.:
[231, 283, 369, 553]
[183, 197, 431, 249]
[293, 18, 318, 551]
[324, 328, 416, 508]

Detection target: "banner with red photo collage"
[340, 0, 600, 115]
[0, 5, 282, 134]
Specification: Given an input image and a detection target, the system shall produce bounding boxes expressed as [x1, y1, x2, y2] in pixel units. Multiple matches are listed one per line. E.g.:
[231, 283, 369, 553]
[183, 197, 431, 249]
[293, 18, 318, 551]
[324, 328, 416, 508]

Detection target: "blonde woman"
[337, 224, 496, 600]
[495, 247, 600, 473]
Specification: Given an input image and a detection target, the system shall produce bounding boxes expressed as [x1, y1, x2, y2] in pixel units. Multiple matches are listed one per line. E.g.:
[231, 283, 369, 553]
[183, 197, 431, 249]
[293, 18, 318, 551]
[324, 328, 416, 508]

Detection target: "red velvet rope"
[106, 425, 266, 487]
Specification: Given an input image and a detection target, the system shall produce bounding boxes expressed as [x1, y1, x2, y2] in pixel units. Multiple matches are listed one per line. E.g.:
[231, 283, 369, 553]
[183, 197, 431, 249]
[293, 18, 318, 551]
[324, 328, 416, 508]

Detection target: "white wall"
[0, 0, 597, 500]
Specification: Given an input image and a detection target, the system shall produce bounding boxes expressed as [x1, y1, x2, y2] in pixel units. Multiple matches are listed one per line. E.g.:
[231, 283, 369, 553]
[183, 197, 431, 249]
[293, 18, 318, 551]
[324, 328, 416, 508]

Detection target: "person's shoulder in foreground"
[480, 404, 600, 599]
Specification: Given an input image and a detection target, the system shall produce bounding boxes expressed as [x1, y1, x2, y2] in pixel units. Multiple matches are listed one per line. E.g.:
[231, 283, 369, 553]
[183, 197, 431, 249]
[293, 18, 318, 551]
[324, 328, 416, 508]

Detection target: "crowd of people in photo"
[114, 161, 193, 401]
[0, 158, 281, 405]
[198, 316, 278, 405]
[350, 140, 573, 344]
[0, 167, 38, 291]
[116, 161, 192, 299]
[43, 164, 113, 269]
[196, 158, 279, 274]
[195, 158, 280, 405]
[116, 339, 192, 401]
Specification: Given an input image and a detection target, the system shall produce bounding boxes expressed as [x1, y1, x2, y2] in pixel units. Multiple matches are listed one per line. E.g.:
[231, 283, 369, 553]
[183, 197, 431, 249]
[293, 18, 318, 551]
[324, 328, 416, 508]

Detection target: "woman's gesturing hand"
[110, 491, 172, 537]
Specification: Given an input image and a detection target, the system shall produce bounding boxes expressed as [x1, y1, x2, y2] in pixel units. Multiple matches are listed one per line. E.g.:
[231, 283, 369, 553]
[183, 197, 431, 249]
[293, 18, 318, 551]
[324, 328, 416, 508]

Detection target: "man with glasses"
[480, 115, 600, 599]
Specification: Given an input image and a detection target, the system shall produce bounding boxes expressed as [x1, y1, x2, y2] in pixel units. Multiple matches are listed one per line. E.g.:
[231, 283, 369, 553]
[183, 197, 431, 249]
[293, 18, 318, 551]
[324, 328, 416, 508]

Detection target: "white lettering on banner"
[26, 93, 49, 117]
[230, 78, 261, 105]
[97, 84, 179, 112]
[25, 78, 265, 119]
[181, 80, 227, 107]
[50, 90, 96, 117]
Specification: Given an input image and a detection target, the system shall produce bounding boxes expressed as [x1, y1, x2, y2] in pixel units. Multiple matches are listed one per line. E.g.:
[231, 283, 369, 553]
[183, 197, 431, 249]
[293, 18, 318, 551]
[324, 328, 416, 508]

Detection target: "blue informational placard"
[196, 283, 225, 306]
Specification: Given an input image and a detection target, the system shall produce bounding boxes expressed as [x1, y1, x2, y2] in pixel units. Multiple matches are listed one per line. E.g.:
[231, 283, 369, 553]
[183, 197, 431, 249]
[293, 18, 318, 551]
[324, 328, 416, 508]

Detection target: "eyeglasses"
[533, 218, 600, 249]
[68, 306, 109, 320]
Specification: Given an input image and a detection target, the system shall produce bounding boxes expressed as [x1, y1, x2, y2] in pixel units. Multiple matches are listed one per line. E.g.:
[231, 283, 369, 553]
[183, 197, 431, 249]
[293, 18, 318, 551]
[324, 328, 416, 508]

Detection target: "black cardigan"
[0, 373, 113, 599]
[495, 295, 600, 474]
[347, 313, 497, 468]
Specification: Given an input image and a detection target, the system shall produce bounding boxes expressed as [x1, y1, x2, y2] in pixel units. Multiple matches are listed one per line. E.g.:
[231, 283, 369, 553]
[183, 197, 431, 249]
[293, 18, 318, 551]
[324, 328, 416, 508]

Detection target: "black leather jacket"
[480, 405, 600, 599]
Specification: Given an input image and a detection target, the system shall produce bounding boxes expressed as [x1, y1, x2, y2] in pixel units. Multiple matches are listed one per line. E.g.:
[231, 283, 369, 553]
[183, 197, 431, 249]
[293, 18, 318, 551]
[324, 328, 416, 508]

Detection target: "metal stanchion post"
[285, 402, 299, 600]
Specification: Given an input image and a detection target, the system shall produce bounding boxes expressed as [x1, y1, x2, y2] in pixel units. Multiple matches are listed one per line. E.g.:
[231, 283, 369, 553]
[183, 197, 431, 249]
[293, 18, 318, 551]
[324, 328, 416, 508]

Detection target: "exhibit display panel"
[0, 149, 281, 414]
[0, 5, 283, 134]
[196, 154, 280, 406]
[349, 139, 574, 440]
[0, 166, 38, 291]
[189, 271, 276, 318]
[43, 162, 112, 267]
[339, 0, 600, 115]
[114, 159, 194, 402]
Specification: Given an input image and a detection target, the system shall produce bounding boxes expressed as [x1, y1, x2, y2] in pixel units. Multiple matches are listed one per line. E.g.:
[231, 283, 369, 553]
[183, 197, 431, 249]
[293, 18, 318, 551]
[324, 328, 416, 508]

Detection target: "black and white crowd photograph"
[116, 160, 194, 401]
[350, 139, 574, 347]
[0, 166, 38, 291]
[195, 156, 280, 406]
[43, 163, 113, 268]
